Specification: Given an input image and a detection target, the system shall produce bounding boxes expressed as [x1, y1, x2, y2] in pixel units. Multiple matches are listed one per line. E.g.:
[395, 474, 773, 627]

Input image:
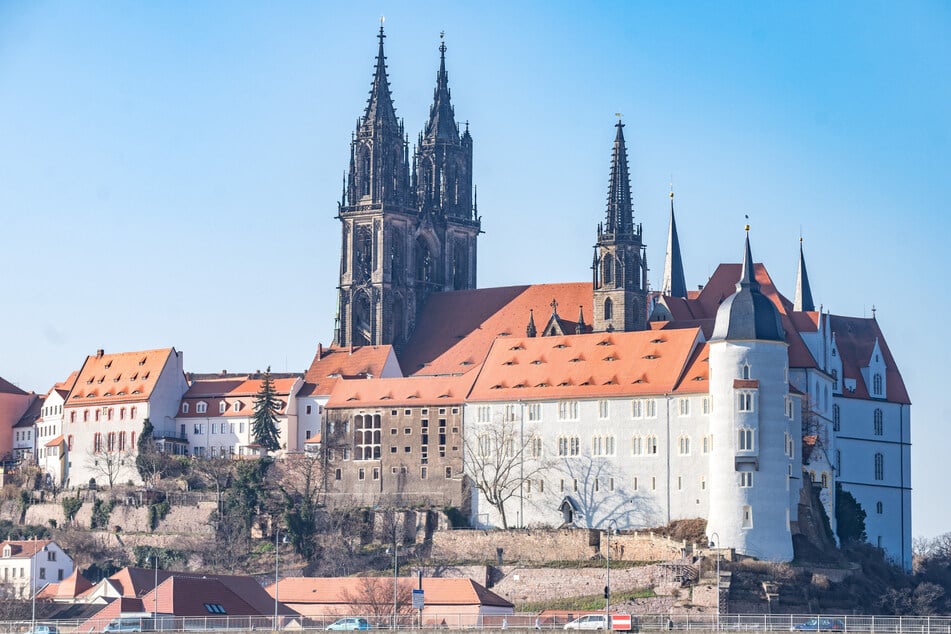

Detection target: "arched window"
[646, 435, 658, 455]
[219, 401, 227, 414]
[70, 411, 76, 423]
[94, 409, 100, 422]
[874, 453, 884, 480]
[833, 404, 840, 432]
[873, 409, 883, 436]
[876, 501, 883, 514]
[107, 432, 115, 451]
[742, 364, 751, 380]
[821, 473, 828, 488]
[118, 431, 126, 451]
[83, 410, 89, 422]
[130, 407, 137, 419]
[873, 373, 883, 396]
[678, 435, 690, 455]
[604, 298, 613, 321]
[631, 435, 642, 456]
[602, 256, 614, 285]
[196, 402, 207, 414]
[120, 408, 126, 420]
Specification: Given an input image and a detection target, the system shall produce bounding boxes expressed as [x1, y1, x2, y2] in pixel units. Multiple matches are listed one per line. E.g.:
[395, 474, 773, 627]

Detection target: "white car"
[564, 615, 610, 630]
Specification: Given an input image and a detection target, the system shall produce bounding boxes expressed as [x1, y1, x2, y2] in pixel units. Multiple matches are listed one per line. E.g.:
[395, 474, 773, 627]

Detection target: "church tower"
[336, 28, 478, 348]
[592, 120, 648, 332]
[412, 34, 480, 306]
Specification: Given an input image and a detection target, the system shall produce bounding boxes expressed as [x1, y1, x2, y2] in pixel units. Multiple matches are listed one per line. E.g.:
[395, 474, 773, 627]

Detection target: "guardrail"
[6, 613, 951, 633]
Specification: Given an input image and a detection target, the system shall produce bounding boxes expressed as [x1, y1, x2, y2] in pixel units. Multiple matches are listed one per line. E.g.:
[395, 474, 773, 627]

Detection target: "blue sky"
[1, 2, 948, 538]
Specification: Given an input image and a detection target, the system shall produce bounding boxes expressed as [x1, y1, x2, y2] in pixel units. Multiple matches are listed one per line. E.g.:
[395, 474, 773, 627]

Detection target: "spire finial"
[439, 30, 446, 56]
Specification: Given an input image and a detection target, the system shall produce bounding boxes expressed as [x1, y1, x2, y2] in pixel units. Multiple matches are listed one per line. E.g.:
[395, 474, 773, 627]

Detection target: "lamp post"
[151, 554, 158, 622]
[392, 519, 399, 630]
[31, 541, 49, 633]
[605, 519, 618, 627]
[709, 532, 720, 630]
[274, 527, 281, 631]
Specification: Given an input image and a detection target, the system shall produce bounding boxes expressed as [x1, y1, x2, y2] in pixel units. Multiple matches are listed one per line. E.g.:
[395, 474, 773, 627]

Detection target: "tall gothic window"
[604, 298, 613, 321]
[874, 453, 884, 481]
[602, 256, 614, 285]
[873, 373, 883, 396]
[873, 409, 883, 436]
[833, 404, 840, 432]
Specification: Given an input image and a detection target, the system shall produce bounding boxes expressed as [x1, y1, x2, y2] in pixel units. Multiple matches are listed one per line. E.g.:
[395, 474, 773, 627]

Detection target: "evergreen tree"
[136, 418, 167, 487]
[251, 367, 282, 452]
[836, 482, 868, 544]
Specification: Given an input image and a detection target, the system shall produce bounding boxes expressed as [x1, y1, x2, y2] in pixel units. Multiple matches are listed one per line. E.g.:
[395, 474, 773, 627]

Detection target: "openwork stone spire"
[605, 120, 634, 236]
[364, 24, 399, 130]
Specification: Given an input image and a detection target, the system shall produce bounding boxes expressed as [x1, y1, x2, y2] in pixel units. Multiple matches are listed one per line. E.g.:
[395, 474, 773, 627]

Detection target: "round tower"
[707, 231, 795, 561]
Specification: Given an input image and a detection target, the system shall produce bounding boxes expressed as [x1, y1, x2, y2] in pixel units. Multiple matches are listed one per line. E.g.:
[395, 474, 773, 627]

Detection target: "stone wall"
[431, 528, 687, 563]
[23, 500, 216, 535]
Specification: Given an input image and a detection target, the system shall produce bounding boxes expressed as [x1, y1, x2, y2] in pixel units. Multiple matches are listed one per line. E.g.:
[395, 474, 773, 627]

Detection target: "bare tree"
[85, 447, 134, 489]
[463, 416, 551, 529]
[189, 456, 234, 519]
[275, 452, 327, 560]
[340, 576, 414, 624]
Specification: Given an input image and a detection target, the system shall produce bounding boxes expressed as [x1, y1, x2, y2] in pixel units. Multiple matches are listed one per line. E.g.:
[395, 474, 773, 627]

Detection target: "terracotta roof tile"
[179, 377, 300, 418]
[0, 539, 53, 558]
[0, 376, 28, 395]
[829, 315, 910, 404]
[303, 345, 399, 397]
[400, 283, 593, 376]
[468, 328, 703, 402]
[326, 374, 475, 408]
[67, 348, 177, 406]
[268, 577, 512, 609]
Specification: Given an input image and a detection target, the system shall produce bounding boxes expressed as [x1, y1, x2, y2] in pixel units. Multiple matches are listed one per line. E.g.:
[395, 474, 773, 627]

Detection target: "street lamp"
[274, 527, 286, 631]
[31, 541, 49, 633]
[605, 519, 618, 626]
[392, 519, 399, 630]
[709, 532, 721, 630]
[151, 554, 158, 622]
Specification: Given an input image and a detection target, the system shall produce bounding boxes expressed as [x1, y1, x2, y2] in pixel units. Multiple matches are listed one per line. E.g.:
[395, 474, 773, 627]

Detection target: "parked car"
[26, 626, 60, 634]
[103, 618, 145, 633]
[564, 615, 610, 630]
[792, 618, 845, 632]
[326, 618, 371, 631]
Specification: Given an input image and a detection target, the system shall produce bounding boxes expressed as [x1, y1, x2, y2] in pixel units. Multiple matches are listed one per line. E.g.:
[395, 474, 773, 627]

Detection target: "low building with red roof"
[266, 576, 513, 628]
[176, 372, 303, 458]
[0, 376, 39, 461]
[0, 539, 73, 599]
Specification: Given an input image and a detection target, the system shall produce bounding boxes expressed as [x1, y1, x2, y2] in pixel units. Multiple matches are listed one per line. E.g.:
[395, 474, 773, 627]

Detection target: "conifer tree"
[251, 367, 282, 452]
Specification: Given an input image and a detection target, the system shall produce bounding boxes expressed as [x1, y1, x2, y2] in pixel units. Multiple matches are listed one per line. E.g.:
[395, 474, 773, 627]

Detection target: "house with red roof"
[176, 373, 303, 458]
[62, 348, 189, 488]
[266, 576, 513, 627]
[0, 539, 73, 599]
[0, 376, 39, 462]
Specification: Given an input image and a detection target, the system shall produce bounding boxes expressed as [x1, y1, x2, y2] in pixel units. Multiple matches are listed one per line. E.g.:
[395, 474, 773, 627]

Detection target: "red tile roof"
[326, 374, 476, 408]
[45, 434, 65, 448]
[179, 377, 299, 417]
[0, 376, 27, 395]
[468, 328, 704, 402]
[303, 345, 399, 397]
[0, 539, 53, 558]
[673, 342, 711, 394]
[37, 568, 93, 599]
[400, 283, 594, 376]
[268, 577, 512, 609]
[829, 315, 910, 404]
[67, 348, 177, 406]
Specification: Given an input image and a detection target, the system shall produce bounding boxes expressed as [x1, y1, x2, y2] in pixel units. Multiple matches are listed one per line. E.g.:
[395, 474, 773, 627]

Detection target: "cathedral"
[309, 27, 912, 570]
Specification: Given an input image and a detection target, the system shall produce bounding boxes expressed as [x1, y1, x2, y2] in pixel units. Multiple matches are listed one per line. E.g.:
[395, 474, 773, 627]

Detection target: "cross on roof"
[550, 298, 559, 315]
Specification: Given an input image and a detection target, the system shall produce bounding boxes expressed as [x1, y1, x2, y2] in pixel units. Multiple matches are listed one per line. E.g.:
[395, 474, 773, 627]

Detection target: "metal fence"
[6, 614, 951, 633]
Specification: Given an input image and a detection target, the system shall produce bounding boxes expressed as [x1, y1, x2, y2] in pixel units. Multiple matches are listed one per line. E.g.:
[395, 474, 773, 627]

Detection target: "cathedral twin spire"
[604, 121, 635, 236]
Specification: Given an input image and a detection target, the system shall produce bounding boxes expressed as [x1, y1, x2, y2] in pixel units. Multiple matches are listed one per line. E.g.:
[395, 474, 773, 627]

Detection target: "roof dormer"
[862, 337, 887, 399]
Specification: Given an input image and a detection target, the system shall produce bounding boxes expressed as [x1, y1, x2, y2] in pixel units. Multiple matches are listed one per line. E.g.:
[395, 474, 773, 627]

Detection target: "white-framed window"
[354, 413, 382, 460]
[598, 400, 609, 420]
[679, 398, 690, 416]
[700, 475, 706, 490]
[738, 392, 754, 412]
[502, 404, 517, 422]
[631, 400, 642, 418]
[876, 501, 883, 514]
[646, 435, 658, 455]
[739, 472, 753, 488]
[527, 403, 542, 421]
[604, 435, 615, 456]
[831, 368, 839, 390]
[478, 434, 491, 457]
[558, 400, 579, 421]
[874, 453, 884, 480]
[196, 401, 207, 414]
[476, 406, 491, 423]
[569, 436, 580, 455]
[558, 436, 568, 456]
[651, 476, 657, 491]
[181, 403, 189, 414]
[678, 435, 690, 455]
[702, 435, 712, 454]
[219, 401, 226, 414]
[631, 435, 642, 456]
[873, 373, 883, 396]
[702, 397, 710, 415]
[646, 399, 657, 418]
[742, 364, 751, 380]
[738, 428, 754, 451]
[530, 436, 542, 458]
[873, 409, 883, 436]
[676, 476, 683, 491]
[632, 476, 638, 491]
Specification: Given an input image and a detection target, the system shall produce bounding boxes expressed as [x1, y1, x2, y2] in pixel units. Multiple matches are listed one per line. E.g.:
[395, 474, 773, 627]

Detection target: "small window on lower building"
[742, 505, 753, 528]
[445, 467, 452, 479]
[421, 467, 427, 479]
[335, 469, 342, 481]
[876, 501, 883, 514]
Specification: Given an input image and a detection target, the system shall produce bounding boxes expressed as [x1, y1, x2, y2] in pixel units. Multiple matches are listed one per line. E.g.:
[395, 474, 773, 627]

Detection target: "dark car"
[793, 618, 845, 632]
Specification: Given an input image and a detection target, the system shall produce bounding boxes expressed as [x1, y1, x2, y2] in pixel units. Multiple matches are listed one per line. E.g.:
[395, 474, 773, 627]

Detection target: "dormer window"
[742, 364, 751, 380]
[2, 545, 10, 557]
[196, 401, 208, 414]
[181, 403, 189, 414]
[233, 401, 241, 412]
[219, 401, 227, 414]
[873, 373, 883, 396]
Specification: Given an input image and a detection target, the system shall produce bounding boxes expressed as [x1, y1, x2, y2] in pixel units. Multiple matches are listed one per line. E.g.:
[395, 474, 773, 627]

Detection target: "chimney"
[96, 349, 105, 359]
[317, 343, 323, 361]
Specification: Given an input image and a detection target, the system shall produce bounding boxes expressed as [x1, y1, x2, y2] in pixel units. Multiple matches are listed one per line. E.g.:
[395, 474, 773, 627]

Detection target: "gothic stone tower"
[336, 28, 478, 348]
[592, 120, 648, 332]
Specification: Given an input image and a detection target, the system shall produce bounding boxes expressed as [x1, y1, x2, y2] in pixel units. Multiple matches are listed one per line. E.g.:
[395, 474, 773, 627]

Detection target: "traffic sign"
[412, 589, 425, 609]
[612, 614, 632, 631]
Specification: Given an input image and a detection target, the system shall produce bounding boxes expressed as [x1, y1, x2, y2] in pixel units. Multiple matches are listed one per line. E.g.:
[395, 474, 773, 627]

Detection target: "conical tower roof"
[794, 238, 815, 312]
[661, 190, 687, 298]
[604, 120, 634, 235]
[364, 25, 399, 129]
[423, 35, 459, 143]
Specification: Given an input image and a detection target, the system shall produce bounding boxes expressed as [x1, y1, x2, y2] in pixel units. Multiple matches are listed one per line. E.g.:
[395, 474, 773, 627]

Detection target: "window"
[569, 436, 580, 455]
[702, 435, 712, 454]
[558, 400, 579, 421]
[502, 404, 516, 422]
[527, 403, 541, 421]
[357, 468, 365, 481]
[478, 434, 491, 456]
[306, 405, 312, 415]
[645, 399, 656, 418]
[118, 432, 126, 451]
[742, 364, 751, 380]
[130, 406, 136, 419]
[739, 472, 753, 488]
[873, 373, 883, 396]
[603, 297, 613, 320]
[873, 409, 883, 436]
[604, 435, 615, 456]
[598, 400, 609, 419]
[676, 435, 690, 455]
[219, 401, 226, 414]
[632, 477, 638, 491]
[530, 436, 542, 458]
[700, 475, 706, 490]
[354, 413, 382, 460]
[821, 473, 828, 488]
[742, 505, 753, 528]
[181, 403, 189, 414]
[445, 467, 452, 479]
[476, 406, 491, 423]
[196, 402, 207, 414]
[702, 398, 710, 415]
[592, 436, 603, 456]
[211, 423, 218, 435]
[831, 369, 838, 390]
[558, 437, 568, 456]
[631, 435, 642, 456]
[738, 428, 754, 451]
[631, 400, 642, 418]
[651, 477, 656, 491]
[679, 398, 690, 416]
[874, 453, 884, 480]
[876, 501, 883, 514]
[93, 433, 102, 452]
[646, 435, 658, 455]
[738, 392, 753, 412]
[833, 404, 840, 432]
